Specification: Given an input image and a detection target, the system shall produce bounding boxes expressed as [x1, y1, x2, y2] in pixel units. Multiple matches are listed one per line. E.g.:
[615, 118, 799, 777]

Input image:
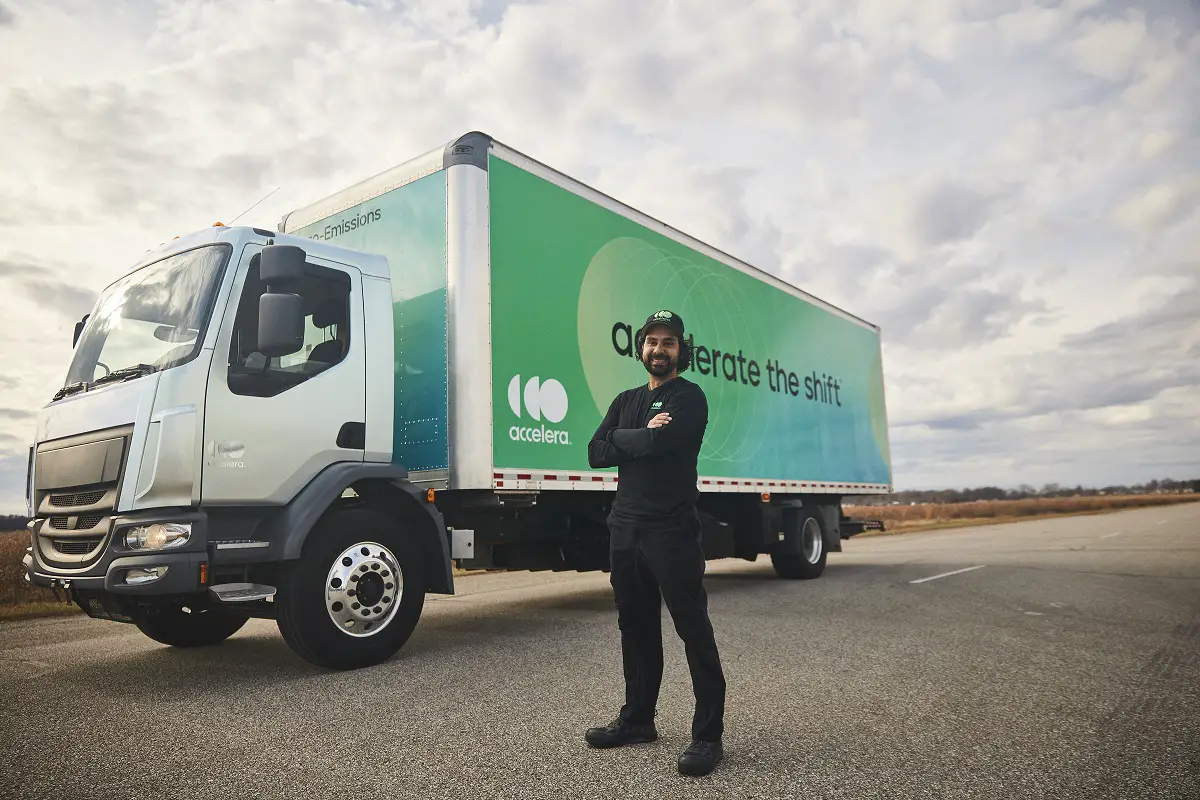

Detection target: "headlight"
[124, 522, 191, 551]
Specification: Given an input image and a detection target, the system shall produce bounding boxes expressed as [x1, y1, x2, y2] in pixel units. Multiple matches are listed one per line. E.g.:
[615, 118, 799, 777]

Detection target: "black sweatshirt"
[588, 376, 709, 528]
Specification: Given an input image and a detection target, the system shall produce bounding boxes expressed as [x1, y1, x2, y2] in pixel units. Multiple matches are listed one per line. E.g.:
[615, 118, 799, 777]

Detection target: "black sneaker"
[585, 717, 658, 748]
[678, 739, 723, 776]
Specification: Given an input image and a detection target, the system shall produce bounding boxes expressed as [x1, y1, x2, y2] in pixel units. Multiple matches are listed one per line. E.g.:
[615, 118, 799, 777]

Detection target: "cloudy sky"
[1, 0, 1197, 511]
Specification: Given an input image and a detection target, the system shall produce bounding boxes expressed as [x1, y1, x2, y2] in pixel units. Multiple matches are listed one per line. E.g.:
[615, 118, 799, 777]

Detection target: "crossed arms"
[587, 391, 707, 469]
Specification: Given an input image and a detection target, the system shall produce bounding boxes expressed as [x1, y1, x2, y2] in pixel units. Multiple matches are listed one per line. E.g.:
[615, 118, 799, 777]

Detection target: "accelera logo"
[507, 375, 570, 445]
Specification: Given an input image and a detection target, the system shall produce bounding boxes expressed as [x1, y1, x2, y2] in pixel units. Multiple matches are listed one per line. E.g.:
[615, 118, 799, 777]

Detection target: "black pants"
[608, 517, 726, 742]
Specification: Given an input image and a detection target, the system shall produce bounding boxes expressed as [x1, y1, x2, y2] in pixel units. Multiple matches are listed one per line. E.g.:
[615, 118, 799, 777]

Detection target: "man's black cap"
[638, 309, 685, 339]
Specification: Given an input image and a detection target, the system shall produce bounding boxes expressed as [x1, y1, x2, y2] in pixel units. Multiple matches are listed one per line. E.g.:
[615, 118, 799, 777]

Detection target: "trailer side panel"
[488, 154, 891, 490]
[292, 171, 450, 474]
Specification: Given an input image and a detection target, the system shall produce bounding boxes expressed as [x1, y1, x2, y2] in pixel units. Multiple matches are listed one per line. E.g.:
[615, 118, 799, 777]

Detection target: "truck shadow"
[52, 611, 586, 698]
[708, 562, 897, 580]
[49, 629, 326, 698]
[50, 560, 876, 695]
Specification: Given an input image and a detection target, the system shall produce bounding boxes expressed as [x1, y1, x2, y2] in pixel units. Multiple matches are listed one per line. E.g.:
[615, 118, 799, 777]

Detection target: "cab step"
[209, 583, 276, 603]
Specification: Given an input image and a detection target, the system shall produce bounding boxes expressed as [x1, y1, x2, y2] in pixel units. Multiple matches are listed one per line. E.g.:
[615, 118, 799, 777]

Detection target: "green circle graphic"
[577, 237, 772, 466]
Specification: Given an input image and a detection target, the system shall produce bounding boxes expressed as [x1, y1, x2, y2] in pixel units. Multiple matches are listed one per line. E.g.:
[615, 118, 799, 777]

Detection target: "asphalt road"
[2, 502, 1198, 800]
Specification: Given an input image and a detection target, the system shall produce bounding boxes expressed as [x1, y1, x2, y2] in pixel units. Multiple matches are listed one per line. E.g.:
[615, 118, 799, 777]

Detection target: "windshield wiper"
[53, 363, 159, 401]
[52, 382, 88, 402]
[90, 363, 158, 388]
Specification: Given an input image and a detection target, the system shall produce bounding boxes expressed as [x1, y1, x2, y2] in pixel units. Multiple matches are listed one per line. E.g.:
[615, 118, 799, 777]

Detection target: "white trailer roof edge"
[279, 146, 448, 233]
[278, 131, 880, 334]
[484, 138, 881, 335]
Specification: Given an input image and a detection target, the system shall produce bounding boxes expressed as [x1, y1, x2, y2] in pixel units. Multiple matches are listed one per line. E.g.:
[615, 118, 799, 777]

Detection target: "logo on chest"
[651, 401, 663, 410]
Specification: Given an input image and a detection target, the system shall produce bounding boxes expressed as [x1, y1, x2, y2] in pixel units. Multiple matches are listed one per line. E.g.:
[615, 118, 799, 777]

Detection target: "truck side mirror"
[258, 293, 305, 357]
[260, 244, 307, 287]
[72, 314, 89, 348]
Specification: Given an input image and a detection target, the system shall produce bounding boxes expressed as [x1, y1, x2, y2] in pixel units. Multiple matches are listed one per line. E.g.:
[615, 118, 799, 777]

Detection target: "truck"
[22, 132, 892, 670]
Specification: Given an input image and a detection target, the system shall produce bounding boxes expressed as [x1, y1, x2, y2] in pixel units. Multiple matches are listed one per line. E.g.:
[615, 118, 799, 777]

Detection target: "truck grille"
[52, 537, 104, 556]
[48, 514, 105, 531]
[50, 490, 106, 507]
[40, 509, 115, 565]
[34, 427, 131, 568]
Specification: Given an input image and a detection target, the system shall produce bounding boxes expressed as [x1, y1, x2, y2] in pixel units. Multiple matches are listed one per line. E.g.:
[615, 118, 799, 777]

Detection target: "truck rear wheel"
[276, 508, 426, 670]
[133, 604, 249, 647]
[771, 513, 828, 579]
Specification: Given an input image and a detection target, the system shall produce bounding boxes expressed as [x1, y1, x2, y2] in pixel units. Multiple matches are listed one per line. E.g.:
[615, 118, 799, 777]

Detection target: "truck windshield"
[63, 244, 232, 390]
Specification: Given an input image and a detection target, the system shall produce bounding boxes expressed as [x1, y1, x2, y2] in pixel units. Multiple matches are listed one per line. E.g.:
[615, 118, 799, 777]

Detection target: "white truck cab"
[25, 225, 452, 668]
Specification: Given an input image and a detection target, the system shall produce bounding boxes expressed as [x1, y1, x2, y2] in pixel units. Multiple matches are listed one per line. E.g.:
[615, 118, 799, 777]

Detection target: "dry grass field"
[845, 493, 1200, 533]
[0, 529, 78, 620]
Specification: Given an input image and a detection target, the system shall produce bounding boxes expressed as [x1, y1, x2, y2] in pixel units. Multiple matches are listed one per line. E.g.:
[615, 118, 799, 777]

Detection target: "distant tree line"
[848, 477, 1200, 506]
[1, 514, 29, 531]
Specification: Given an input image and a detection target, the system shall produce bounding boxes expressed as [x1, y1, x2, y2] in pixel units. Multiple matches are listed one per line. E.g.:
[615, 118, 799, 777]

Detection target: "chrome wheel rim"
[325, 541, 403, 638]
[802, 518, 823, 564]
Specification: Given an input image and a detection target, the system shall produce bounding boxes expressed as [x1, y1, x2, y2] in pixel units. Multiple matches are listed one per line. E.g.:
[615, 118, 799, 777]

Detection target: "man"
[585, 309, 727, 777]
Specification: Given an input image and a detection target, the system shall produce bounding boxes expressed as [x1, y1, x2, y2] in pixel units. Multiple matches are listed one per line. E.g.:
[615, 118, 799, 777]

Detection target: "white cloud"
[996, 3, 1069, 48]
[1062, 9, 1149, 81]
[0, 0, 1198, 510]
[1113, 178, 1200, 233]
[1139, 130, 1182, 160]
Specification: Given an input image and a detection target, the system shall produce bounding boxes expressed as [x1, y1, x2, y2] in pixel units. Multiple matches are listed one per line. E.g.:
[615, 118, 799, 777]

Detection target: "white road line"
[909, 565, 986, 584]
[1100, 532, 1123, 539]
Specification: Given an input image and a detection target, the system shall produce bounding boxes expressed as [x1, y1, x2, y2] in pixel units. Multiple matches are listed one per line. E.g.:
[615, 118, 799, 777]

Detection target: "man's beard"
[643, 353, 676, 376]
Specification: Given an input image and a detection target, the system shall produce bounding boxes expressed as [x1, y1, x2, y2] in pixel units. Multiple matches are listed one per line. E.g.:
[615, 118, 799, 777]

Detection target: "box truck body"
[280, 134, 892, 495]
[24, 132, 891, 670]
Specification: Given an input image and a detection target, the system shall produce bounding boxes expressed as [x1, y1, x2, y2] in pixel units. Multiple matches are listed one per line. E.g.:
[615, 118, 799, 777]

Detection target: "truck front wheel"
[133, 604, 249, 647]
[275, 509, 426, 670]
[770, 513, 828, 579]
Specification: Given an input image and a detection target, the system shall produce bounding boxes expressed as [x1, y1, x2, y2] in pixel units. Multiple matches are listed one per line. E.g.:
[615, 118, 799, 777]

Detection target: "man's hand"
[647, 412, 672, 429]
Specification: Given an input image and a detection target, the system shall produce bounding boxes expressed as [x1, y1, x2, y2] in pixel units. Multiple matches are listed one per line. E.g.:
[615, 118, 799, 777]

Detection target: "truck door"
[202, 244, 366, 505]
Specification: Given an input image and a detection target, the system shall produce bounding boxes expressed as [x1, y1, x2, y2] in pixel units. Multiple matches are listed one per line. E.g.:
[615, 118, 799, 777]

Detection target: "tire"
[275, 508, 426, 670]
[771, 512, 828, 579]
[133, 604, 249, 647]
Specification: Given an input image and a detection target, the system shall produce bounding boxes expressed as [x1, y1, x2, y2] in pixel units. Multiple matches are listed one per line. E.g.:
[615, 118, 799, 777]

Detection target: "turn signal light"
[426, 488, 436, 503]
[761, 493, 771, 502]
